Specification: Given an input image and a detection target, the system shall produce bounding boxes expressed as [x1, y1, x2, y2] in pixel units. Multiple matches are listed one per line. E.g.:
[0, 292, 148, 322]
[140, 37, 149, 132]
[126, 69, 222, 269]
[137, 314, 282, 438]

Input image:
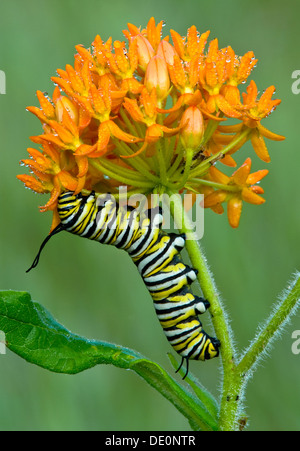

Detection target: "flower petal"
[232, 158, 251, 185]
[39, 176, 61, 212]
[108, 120, 142, 143]
[227, 195, 243, 228]
[251, 131, 271, 163]
[204, 190, 227, 207]
[215, 95, 242, 118]
[250, 185, 264, 194]
[257, 123, 285, 141]
[121, 141, 148, 159]
[209, 166, 230, 184]
[50, 209, 61, 232]
[241, 187, 265, 204]
[246, 169, 269, 185]
[17, 174, 49, 193]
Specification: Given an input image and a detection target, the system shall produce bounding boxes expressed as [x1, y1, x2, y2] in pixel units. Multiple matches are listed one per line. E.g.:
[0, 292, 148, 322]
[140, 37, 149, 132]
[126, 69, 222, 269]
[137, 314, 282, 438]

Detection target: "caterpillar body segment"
[28, 191, 220, 377]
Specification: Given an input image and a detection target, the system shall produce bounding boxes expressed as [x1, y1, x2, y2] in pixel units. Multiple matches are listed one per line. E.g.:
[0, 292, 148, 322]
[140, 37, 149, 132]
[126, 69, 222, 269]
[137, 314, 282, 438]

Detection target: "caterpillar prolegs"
[27, 191, 220, 377]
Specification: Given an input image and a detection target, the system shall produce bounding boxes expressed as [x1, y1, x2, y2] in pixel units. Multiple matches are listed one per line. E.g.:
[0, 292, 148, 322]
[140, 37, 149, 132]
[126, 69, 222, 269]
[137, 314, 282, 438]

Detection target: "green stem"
[112, 139, 159, 183]
[201, 118, 221, 146]
[191, 128, 251, 178]
[238, 274, 300, 376]
[81, 187, 150, 200]
[89, 159, 154, 189]
[157, 140, 168, 184]
[164, 135, 177, 169]
[171, 148, 194, 190]
[119, 106, 141, 138]
[167, 190, 239, 430]
[167, 149, 184, 180]
[167, 192, 300, 430]
[189, 178, 239, 192]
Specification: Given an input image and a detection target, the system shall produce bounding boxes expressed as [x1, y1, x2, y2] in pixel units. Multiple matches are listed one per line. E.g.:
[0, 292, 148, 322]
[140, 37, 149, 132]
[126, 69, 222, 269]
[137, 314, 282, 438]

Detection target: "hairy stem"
[165, 191, 300, 430]
[167, 191, 239, 430]
[238, 273, 300, 376]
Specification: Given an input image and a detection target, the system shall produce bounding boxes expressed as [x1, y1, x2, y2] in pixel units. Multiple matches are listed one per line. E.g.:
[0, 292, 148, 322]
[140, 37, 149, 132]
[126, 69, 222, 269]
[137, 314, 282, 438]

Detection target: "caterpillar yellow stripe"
[27, 191, 220, 377]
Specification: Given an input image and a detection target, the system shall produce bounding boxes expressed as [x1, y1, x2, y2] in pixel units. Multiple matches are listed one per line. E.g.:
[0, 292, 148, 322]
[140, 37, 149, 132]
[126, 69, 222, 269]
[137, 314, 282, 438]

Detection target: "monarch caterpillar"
[27, 191, 220, 377]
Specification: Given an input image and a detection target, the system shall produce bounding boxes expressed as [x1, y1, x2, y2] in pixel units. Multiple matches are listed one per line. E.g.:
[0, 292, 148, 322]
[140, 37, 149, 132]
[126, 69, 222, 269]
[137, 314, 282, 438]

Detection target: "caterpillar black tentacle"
[27, 191, 220, 374]
[176, 357, 190, 380]
[26, 223, 64, 273]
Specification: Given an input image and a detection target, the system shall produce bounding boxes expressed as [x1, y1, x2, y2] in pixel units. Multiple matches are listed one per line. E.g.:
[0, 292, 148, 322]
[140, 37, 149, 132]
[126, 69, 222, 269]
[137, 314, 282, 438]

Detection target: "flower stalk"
[167, 190, 238, 429]
[238, 274, 300, 376]
[168, 192, 300, 430]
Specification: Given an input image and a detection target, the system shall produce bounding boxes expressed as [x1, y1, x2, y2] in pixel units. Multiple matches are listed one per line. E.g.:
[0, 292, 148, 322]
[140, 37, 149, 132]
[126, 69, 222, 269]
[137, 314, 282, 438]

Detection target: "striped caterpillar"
[28, 191, 220, 377]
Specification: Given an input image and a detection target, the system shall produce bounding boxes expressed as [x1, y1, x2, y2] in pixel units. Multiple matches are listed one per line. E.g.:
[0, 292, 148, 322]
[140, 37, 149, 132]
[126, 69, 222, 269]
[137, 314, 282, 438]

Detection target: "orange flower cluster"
[18, 18, 284, 230]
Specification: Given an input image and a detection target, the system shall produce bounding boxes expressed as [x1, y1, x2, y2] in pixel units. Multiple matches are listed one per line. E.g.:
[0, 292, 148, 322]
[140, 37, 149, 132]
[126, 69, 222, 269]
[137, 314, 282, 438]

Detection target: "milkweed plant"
[1, 18, 298, 431]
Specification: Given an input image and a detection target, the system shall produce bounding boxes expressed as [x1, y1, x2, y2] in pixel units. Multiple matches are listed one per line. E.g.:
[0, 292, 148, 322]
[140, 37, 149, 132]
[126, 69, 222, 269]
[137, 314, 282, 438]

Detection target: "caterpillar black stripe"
[27, 191, 220, 377]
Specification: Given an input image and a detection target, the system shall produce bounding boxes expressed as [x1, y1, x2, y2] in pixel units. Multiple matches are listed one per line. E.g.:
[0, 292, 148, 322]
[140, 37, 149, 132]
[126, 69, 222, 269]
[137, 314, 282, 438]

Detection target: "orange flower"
[18, 18, 284, 230]
[204, 158, 268, 227]
[144, 17, 165, 51]
[217, 80, 285, 163]
[242, 80, 281, 123]
[241, 81, 285, 162]
[105, 39, 142, 95]
[221, 50, 258, 107]
[122, 87, 181, 158]
[170, 26, 210, 62]
[159, 27, 211, 124]
[198, 40, 241, 118]
[124, 17, 165, 52]
[17, 143, 78, 229]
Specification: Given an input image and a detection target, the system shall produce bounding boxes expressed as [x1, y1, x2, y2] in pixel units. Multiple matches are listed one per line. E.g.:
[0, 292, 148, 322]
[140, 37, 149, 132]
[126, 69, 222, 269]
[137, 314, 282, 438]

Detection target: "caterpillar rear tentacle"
[27, 191, 220, 376]
[175, 356, 187, 379]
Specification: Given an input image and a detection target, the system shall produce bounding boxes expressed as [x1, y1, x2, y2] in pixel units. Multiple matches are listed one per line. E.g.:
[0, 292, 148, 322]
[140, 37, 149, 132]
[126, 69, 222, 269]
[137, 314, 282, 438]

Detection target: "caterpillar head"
[26, 191, 96, 272]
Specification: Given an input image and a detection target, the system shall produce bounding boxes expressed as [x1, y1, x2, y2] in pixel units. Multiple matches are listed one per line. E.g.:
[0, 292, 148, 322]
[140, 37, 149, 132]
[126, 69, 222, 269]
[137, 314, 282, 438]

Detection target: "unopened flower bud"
[145, 56, 170, 101]
[135, 35, 155, 72]
[157, 40, 177, 65]
[55, 96, 79, 124]
[180, 106, 204, 151]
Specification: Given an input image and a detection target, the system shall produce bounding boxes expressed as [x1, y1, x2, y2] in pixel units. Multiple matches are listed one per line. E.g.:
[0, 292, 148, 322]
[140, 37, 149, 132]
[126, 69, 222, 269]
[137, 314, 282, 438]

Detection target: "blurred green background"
[0, 0, 299, 431]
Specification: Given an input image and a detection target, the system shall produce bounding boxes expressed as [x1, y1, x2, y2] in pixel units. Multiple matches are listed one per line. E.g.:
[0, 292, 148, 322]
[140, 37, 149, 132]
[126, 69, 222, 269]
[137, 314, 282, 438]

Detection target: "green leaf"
[0, 290, 141, 373]
[0, 291, 219, 431]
